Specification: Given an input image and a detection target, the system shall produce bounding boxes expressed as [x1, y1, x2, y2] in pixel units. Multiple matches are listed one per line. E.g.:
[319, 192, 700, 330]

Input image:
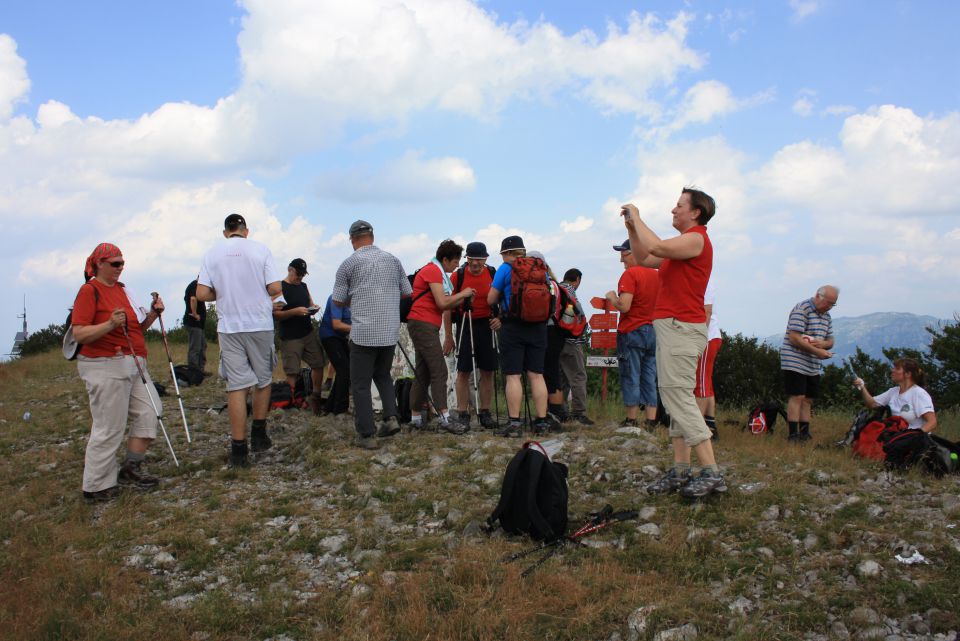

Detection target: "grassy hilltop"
[1, 343, 959, 641]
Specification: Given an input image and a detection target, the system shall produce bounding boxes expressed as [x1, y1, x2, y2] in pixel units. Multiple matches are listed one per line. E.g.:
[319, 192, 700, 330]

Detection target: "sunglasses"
[104, 260, 125, 268]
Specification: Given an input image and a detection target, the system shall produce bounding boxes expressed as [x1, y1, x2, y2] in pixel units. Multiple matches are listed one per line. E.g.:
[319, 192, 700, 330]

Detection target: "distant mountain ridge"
[762, 312, 949, 362]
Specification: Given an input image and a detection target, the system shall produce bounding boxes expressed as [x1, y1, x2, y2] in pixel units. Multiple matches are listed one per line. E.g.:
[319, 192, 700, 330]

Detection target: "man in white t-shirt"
[197, 213, 283, 466]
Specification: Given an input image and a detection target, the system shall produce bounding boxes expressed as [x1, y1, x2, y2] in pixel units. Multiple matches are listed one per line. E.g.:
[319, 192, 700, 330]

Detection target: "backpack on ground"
[62, 283, 99, 361]
[173, 364, 205, 387]
[883, 431, 959, 476]
[395, 377, 414, 423]
[451, 264, 496, 325]
[486, 441, 569, 542]
[294, 367, 313, 399]
[836, 406, 889, 447]
[269, 381, 294, 410]
[508, 257, 552, 323]
[554, 282, 587, 339]
[744, 401, 787, 435]
[399, 268, 429, 323]
[852, 415, 908, 461]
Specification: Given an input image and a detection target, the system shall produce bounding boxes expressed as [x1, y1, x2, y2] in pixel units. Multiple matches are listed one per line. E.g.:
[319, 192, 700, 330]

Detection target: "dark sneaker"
[228, 450, 250, 468]
[83, 486, 121, 503]
[798, 425, 812, 441]
[571, 414, 595, 426]
[478, 410, 498, 429]
[621, 418, 640, 428]
[709, 425, 719, 441]
[354, 435, 380, 450]
[680, 469, 728, 498]
[532, 417, 553, 434]
[118, 460, 159, 490]
[645, 468, 693, 495]
[376, 416, 401, 438]
[495, 420, 523, 437]
[250, 429, 272, 452]
[310, 393, 325, 415]
[643, 419, 659, 431]
[442, 413, 470, 435]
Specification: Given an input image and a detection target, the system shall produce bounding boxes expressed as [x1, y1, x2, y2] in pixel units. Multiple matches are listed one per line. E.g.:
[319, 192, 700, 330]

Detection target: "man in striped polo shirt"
[779, 285, 838, 442]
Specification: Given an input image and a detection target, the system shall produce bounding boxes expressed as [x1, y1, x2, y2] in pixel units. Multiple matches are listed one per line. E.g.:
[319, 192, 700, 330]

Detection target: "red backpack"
[508, 257, 552, 323]
[554, 282, 587, 338]
[852, 416, 909, 461]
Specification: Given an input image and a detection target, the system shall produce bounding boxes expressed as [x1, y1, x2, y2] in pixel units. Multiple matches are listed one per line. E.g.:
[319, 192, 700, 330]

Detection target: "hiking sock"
[411, 415, 423, 427]
[440, 411, 451, 423]
[124, 449, 145, 464]
[705, 415, 717, 431]
[548, 403, 565, 419]
[674, 462, 691, 475]
[704, 463, 720, 475]
[799, 421, 811, 440]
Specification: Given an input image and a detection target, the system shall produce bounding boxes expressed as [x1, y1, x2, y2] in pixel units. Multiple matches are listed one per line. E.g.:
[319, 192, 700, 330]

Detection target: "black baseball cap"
[612, 238, 631, 251]
[289, 258, 308, 276]
[349, 219, 373, 236]
[465, 241, 489, 259]
[224, 213, 247, 230]
[499, 235, 525, 253]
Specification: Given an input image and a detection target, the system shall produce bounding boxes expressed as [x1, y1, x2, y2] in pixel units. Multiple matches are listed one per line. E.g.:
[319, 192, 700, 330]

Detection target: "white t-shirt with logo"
[872, 385, 935, 430]
[703, 277, 721, 341]
[198, 236, 282, 333]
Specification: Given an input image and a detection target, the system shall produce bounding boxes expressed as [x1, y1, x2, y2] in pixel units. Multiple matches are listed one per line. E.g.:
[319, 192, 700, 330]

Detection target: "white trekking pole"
[466, 309, 481, 421]
[122, 326, 179, 467]
[151, 292, 192, 442]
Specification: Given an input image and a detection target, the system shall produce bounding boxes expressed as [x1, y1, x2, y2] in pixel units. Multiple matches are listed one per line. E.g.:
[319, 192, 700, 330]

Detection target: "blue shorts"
[617, 324, 657, 407]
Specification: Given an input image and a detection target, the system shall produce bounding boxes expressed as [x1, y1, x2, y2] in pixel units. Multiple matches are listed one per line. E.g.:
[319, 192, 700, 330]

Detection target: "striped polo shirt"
[779, 298, 833, 375]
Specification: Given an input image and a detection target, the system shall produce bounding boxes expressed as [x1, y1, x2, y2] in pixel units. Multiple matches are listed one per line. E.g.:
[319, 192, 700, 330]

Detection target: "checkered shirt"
[331, 245, 412, 347]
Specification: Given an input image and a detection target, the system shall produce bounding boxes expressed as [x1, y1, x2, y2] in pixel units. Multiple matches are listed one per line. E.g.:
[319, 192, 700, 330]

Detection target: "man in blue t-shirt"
[487, 235, 551, 436]
[318, 294, 352, 415]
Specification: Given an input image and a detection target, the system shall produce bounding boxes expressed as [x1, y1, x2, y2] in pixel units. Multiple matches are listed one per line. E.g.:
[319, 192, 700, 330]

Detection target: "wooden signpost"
[588, 296, 618, 401]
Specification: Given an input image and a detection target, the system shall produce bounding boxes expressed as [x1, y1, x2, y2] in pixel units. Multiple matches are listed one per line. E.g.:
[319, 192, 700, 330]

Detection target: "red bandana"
[84, 243, 123, 281]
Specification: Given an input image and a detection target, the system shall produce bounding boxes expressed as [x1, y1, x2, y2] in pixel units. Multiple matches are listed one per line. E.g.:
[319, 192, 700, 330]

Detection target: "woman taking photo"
[71, 243, 165, 502]
[853, 358, 937, 433]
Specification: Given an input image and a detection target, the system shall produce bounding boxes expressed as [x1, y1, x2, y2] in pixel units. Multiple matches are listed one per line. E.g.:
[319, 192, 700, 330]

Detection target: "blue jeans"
[618, 325, 657, 407]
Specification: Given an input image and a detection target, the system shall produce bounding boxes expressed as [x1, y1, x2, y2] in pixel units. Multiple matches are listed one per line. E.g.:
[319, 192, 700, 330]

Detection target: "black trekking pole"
[150, 292, 192, 442]
[492, 327, 502, 427]
[521, 371, 531, 428]
[395, 340, 442, 424]
[121, 326, 179, 466]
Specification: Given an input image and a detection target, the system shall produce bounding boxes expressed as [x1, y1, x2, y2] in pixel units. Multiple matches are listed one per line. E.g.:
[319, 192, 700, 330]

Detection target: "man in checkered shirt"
[332, 220, 412, 449]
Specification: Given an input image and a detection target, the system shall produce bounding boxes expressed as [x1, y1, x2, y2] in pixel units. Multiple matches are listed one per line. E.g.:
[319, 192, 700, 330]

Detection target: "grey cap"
[612, 238, 630, 251]
[349, 219, 373, 236]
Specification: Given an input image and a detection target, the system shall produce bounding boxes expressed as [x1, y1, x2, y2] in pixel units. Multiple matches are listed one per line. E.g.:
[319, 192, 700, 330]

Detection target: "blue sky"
[2, 0, 959, 354]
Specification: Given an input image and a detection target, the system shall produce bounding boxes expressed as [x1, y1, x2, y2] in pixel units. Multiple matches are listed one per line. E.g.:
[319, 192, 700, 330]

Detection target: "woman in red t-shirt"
[623, 188, 726, 499]
[71, 243, 166, 502]
[407, 240, 476, 432]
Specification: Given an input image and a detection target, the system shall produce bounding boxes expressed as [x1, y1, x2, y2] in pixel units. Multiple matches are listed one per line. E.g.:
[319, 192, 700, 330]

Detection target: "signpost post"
[588, 296, 618, 402]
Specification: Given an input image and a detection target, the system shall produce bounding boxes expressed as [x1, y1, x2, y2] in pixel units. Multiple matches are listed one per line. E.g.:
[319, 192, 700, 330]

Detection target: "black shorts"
[783, 370, 820, 398]
[499, 320, 547, 375]
[543, 325, 565, 393]
[455, 317, 496, 372]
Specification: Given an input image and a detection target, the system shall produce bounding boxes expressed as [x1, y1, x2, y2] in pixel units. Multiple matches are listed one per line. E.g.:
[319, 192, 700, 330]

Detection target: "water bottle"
[561, 304, 575, 325]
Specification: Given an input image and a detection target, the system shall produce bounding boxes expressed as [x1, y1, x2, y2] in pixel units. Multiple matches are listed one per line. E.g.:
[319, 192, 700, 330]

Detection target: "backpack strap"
[453, 265, 467, 296]
[486, 448, 529, 530]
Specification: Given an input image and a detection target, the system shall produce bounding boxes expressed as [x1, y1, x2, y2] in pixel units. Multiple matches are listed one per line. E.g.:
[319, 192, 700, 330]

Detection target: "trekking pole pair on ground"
[502, 505, 639, 577]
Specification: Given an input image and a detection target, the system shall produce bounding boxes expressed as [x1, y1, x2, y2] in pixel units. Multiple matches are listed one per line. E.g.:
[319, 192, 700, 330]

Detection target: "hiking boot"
[228, 450, 250, 468]
[798, 424, 812, 441]
[310, 393, 325, 415]
[376, 416, 401, 438]
[478, 410, 498, 429]
[532, 417, 555, 434]
[571, 414, 595, 426]
[83, 486, 121, 503]
[495, 420, 523, 437]
[679, 469, 728, 498]
[354, 435, 380, 450]
[709, 425, 719, 441]
[645, 468, 693, 495]
[621, 418, 640, 428]
[644, 419, 659, 432]
[250, 428, 272, 452]
[118, 460, 159, 490]
[442, 413, 470, 435]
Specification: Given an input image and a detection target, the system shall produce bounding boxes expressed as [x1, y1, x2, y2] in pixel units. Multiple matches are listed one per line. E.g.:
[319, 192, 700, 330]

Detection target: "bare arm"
[623, 203, 705, 265]
[854, 381, 880, 409]
[487, 286, 500, 309]
[331, 318, 351, 333]
[429, 281, 475, 311]
[704, 303, 713, 321]
[73, 309, 126, 344]
[787, 330, 832, 359]
[189, 296, 199, 319]
[918, 411, 937, 433]
[196, 284, 215, 302]
[605, 290, 633, 313]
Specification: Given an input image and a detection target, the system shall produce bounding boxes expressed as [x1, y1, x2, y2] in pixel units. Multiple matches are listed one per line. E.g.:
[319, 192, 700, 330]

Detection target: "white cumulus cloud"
[0, 35, 29, 121]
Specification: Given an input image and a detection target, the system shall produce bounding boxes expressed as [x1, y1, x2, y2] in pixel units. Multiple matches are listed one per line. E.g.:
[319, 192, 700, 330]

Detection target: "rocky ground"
[1, 348, 959, 641]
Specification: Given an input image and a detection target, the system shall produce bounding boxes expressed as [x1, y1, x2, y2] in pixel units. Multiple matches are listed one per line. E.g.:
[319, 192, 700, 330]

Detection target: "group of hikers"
[67, 187, 946, 503]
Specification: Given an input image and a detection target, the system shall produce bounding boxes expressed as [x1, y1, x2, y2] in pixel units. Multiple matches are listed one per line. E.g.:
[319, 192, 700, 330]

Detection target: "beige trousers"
[653, 318, 712, 447]
[77, 355, 160, 492]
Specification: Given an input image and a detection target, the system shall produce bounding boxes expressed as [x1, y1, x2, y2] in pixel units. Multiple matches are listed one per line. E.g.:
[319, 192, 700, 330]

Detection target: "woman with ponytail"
[854, 358, 937, 433]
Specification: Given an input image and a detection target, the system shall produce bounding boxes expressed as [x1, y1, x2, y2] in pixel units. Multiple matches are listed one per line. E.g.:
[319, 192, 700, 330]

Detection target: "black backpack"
[487, 441, 569, 542]
[62, 283, 99, 361]
[884, 431, 959, 477]
[399, 268, 429, 323]
[293, 367, 313, 400]
[394, 377, 414, 423]
[173, 364, 205, 387]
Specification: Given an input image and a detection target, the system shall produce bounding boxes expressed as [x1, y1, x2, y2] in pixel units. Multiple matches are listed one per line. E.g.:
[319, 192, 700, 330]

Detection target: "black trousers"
[349, 342, 398, 438]
[321, 335, 350, 414]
